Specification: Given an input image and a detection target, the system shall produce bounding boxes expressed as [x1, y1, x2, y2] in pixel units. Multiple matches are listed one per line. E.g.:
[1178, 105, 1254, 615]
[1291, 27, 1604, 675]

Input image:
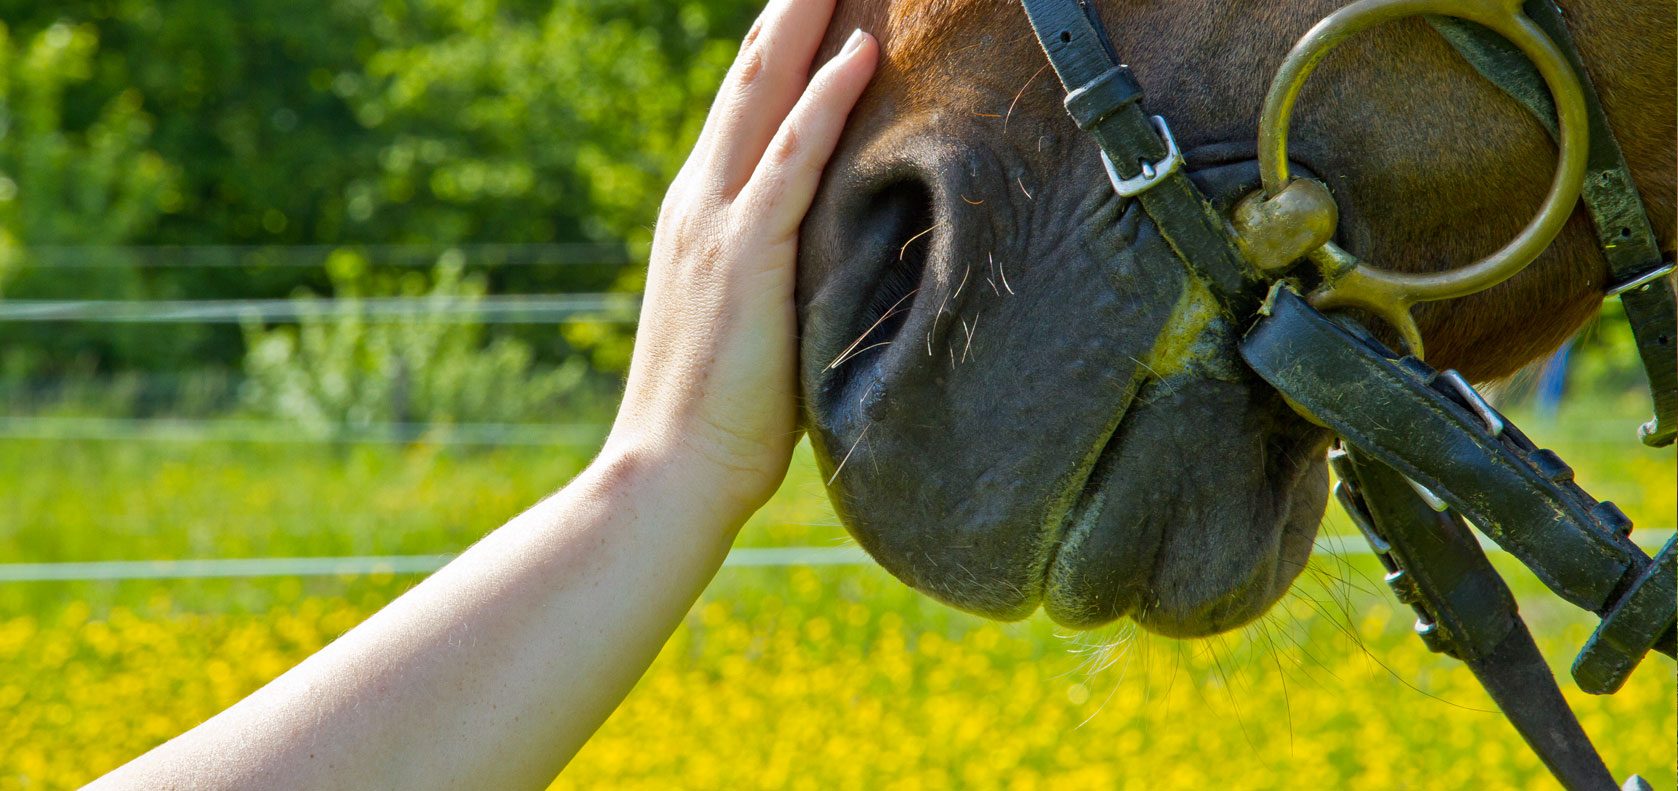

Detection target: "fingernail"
[841, 28, 866, 56]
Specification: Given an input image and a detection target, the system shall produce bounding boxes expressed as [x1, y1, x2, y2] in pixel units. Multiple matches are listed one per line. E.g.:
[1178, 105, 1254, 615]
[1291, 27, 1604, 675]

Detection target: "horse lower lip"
[1048, 414, 1126, 567]
[1036, 396, 1152, 625]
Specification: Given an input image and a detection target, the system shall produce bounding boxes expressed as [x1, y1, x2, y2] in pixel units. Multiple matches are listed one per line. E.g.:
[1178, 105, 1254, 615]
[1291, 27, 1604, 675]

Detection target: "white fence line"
[1, 531, 1669, 583]
[0, 294, 639, 324]
[0, 547, 871, 582]
[0, 416, 607, 446]
[0, 414, 1646, 447]
[16, 243, 640, 269]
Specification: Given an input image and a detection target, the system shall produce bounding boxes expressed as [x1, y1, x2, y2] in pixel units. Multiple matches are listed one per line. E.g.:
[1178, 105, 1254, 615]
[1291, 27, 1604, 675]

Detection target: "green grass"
[1, 394, 1673, 789]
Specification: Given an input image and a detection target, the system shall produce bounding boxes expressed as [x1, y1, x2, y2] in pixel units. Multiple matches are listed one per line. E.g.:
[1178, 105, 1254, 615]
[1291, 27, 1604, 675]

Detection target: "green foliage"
[1565, 299, 1653, 398]
[349, 0, 742, 249]
[0, 21, 174, 262]
[239, 251, 590, 438]
[0, 0, 759, 375]
[0, 19, 185, 369]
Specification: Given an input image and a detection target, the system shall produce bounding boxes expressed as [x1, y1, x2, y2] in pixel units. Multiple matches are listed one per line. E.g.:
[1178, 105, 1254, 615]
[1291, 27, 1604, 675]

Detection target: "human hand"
[604, 0, 878, 521]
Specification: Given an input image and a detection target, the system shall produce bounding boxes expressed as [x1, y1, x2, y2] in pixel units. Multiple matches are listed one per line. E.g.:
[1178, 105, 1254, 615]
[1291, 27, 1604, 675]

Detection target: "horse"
[794, 0, 1675, 638]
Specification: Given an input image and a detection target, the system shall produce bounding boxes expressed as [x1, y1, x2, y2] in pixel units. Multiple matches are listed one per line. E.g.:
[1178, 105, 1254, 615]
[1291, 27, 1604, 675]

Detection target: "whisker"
[1209, 637, 1259, 755]
[995, 252, 1014, 295]
[961, 195, 985, 206]
[1003, 62, 1051, 135]
[1293, 584, 1498, 713]
[961, 310, 981, 363]
[899, 221, 943, 261]
[826, 424, 872, 486]
[1017, 177, 1034, 200]
[952, 264, 972, 299]
[1260, 609, 1326, 684]
[825, 288, 919, 371]
[926, 285, 953, 358]
[857, 381, 878, 408]
[1259, 618, 1295, 756]
[830, 341, 893, 370]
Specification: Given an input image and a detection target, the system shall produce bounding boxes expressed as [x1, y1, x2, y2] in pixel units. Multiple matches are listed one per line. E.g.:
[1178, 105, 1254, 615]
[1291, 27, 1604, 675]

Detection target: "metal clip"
[1403, 476, 1450, 512]
[1439, 369, 1505, 437]
[1101, 115, 1183, 198]
[1333, 479, 1392, 555]
[1606, 259, 1675, 297]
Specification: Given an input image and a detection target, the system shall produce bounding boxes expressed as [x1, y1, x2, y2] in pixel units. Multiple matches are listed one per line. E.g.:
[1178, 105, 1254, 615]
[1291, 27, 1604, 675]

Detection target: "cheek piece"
[1018, 0, 1675, 787]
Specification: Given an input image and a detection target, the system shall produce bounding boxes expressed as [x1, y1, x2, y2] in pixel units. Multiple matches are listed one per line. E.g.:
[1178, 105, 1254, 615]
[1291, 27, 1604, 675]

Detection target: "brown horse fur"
[818, 0, 1674, 379]
[793, 0, 1674, 635]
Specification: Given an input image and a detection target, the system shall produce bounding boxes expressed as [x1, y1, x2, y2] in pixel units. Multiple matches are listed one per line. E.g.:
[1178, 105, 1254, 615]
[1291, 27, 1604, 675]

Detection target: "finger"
[701, 0, 840, 196]
[738, 30, 878, 245]
[681, 13, 766, 172]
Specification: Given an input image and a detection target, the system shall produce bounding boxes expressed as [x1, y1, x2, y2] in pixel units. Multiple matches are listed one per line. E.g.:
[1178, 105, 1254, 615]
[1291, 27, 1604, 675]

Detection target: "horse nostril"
[823, 179, 935, 398]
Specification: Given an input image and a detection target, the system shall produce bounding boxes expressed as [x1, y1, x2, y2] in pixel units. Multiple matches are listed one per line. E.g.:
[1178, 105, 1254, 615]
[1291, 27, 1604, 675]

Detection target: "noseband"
[1019, 0, 1676, 788]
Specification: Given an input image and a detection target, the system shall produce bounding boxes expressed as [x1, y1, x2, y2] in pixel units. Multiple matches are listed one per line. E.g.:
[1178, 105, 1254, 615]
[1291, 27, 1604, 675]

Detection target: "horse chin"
[816, 358, 1333, 637]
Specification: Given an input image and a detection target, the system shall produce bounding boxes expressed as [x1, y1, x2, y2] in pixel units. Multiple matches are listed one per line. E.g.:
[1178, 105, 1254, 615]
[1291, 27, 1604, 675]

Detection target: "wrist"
[587, 435, 767, 540]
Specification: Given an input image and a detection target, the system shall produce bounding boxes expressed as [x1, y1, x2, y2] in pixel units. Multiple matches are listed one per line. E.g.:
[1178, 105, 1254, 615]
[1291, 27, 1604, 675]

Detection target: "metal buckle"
[1100, 115, 1183, 198]
[1606, 259, 1675, 296]
[1438, 369, 1505, 437]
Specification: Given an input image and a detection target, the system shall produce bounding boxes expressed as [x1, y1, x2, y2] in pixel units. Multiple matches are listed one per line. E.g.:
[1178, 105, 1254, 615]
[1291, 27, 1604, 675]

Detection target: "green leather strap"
[1018, 0, 1263, 317]
[1245, 288, 1673, 787]
[1241, 287, 1675, 646]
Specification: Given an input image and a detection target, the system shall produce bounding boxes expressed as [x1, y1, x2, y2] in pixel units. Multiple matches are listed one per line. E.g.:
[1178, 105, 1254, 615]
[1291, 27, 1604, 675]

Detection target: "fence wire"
[14, 243, 640, 269]
[3, 532, 1670, 583]
[0, 294, 639, 324]
[0, 416, 607, 446]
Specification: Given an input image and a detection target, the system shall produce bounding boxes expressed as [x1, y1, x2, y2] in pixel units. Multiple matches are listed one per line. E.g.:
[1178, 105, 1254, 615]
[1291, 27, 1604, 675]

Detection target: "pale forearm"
[96, 446, 739, 790]
[91, 4, 877, 785]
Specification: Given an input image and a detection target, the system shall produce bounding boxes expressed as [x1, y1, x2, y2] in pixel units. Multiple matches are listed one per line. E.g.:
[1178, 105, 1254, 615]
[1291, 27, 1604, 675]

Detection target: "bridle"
[1017, 0, 1677, 788]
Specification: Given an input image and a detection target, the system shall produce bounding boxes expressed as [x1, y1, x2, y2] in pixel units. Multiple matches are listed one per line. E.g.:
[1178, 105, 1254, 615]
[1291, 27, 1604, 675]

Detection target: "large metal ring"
[1256, 0, 1588, 357]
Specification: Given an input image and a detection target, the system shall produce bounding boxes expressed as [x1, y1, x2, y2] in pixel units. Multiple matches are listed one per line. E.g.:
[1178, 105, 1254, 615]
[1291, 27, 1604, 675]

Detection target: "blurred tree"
[0, 19, 182, 372]
[0, 0, 758, 375]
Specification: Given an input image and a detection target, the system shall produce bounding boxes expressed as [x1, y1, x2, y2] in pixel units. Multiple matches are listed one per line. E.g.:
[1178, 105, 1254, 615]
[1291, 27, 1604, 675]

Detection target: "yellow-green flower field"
[2, 397, 1673, 789]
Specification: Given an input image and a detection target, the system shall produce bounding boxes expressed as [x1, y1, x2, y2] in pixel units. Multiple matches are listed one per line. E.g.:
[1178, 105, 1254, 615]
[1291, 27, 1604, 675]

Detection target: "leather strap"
[1334, 447, 1618, 790]
[1018, 0, 1263, 317]
[1243, 287, 1675, 674]
[1431, 3, 1677, 447]
[1242, 289, 1648, 609]
[1574, 534, 1677, 694]
[1017, 1, 1671, 783]
[1017, 1, 1670, 783]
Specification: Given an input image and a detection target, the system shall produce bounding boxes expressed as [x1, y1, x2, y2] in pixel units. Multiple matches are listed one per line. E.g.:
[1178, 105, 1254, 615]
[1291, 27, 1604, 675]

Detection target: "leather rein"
[1016, 0, 1677, 788]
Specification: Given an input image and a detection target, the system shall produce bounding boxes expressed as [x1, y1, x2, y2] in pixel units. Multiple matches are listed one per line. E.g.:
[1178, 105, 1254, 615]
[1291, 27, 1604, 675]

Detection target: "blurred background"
[0, 2, 1672, 788]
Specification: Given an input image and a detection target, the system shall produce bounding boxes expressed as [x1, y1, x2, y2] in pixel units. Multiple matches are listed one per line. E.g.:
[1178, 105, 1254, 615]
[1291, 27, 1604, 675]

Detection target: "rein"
[1017, 0, 1676, 788]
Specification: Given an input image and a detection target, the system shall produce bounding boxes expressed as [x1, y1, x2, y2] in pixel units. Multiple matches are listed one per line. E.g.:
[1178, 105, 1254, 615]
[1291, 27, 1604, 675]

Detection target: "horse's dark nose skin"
[797, 121, 1332, 633]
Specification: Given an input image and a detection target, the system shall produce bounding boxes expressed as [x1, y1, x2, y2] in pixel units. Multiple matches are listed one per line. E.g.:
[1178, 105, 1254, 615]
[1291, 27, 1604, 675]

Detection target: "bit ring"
[1255, 0, 1588, 357]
